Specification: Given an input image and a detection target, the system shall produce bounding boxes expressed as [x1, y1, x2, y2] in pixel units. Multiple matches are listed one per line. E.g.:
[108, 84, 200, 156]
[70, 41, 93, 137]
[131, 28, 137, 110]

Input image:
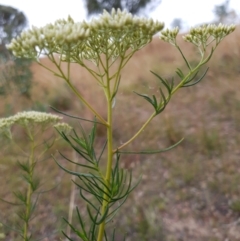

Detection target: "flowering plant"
[6, 8, 235, 241]
[0, 111, 71, 240]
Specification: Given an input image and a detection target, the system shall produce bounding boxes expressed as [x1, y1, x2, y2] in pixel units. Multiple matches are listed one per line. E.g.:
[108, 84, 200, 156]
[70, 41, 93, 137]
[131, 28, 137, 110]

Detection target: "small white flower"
[54, 122, 73, 135]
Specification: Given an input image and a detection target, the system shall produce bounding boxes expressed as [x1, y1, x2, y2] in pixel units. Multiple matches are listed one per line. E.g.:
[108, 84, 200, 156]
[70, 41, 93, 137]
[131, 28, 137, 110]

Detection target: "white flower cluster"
[0, 117, 15, 139]
[183, 23, 235, 46]
[7, 9, 164, 63]
[161, 24, 235, 47]
[11, 111, 62, 125]
[7, 16, 90, 59]
[91, 9, 163, 34]
[160, 27, 179, 45]
[0, 111, 63, 139]
[54, 122, 73, 135]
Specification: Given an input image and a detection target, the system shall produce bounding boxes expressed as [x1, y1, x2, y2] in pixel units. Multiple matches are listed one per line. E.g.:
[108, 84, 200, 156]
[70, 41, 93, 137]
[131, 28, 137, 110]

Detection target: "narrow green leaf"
[76, 207, 88, 238]
[0, 198, 22, 206]
[59, 151, 97, 171]
[118, 138, 184, 154]
[91, 175, 111, 195]
[89, 216, 97, 241]
[51, 106, 105, 125]
[71, 136, 88, 151]
[62, 217, 88, 241]
[17, 160, 30, 173]
[30, 194, 39, 216]
[73, 179, 109, 202]
[134, 91, 154, 105]
[89, 121, 96, 147]
[80, 189, 99, 211]
[80, 177, 111, 201]
[62, 232, 74, 241]
[170, 77, 175, 90]
[31, 177, 40, 192]
[176, 45, 192, 70]
[183, 70, 199, 84]
[13, 190, 27, 203]
[152, 95, 158, 108]
[150, 70, 172, 94]
[58, 134, 94, 163]
[111, 229, 116, 241]
[105, 230, 109, 241]
[203, 47, 214, 64]
[182, 68, 209, 87]
[111, 75, 121, 101]
[106, 195, 128, 223]
[175, 68, 185, 79]
[53, 156, 99, 178]
[97, 139, 107, 163]
[80, 178, 102, 198]
[156, 88, 168, 114]
[0, 222, 22, 234]
[78, 123, 91, 151]
[87, 205, 109, 225]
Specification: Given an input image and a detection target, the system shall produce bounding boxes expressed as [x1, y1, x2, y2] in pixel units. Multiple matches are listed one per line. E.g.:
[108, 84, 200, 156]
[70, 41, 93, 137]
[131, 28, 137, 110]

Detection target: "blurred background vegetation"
[0, 5, 32, 98]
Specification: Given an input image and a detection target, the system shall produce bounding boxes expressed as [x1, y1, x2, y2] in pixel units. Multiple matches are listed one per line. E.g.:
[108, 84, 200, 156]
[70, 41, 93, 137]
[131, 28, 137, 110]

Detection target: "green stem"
[114, 112, 156, 153]
[67, 81, 108, 126]
[66, 150, 77, 239]
[23, 132, 35, 241]
[97, 63, 113, 241]
[171, 62, 203, 96]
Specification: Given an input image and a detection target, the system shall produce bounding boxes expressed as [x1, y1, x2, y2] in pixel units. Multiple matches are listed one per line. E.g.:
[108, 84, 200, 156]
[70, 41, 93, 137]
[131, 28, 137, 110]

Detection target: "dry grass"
[1, 25, 240, 241]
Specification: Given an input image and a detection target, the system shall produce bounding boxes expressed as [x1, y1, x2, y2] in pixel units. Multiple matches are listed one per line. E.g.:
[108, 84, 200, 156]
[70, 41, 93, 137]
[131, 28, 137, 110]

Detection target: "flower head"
[182, 23, 235, 46]
[160, 27, 179, 45]
[12, 111, 62, 126]
[7, 16, 90, 59]
[54, 122, 73, 135]
[159, 23, 235, 55]
[0, 117, 15, 139]
[0, 111, 62, 128]
[0, 111, 63, 140]
[7, 9, 164, 63]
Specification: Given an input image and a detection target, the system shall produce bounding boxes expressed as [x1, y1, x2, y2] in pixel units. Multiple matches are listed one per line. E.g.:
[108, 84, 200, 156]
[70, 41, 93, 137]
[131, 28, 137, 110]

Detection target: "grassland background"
[0, 26, 240, 241]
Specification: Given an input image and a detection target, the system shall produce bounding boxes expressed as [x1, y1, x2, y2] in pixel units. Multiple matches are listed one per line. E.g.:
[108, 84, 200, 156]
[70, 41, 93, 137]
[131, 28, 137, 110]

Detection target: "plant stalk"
[97, 71, 113, 241]
[66, 150, 77, 239]
[23, 138, 34, 241]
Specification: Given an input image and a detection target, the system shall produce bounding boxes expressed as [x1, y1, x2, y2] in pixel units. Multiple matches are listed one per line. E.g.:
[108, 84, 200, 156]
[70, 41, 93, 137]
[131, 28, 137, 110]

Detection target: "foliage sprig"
[0, 111, 67, 240]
